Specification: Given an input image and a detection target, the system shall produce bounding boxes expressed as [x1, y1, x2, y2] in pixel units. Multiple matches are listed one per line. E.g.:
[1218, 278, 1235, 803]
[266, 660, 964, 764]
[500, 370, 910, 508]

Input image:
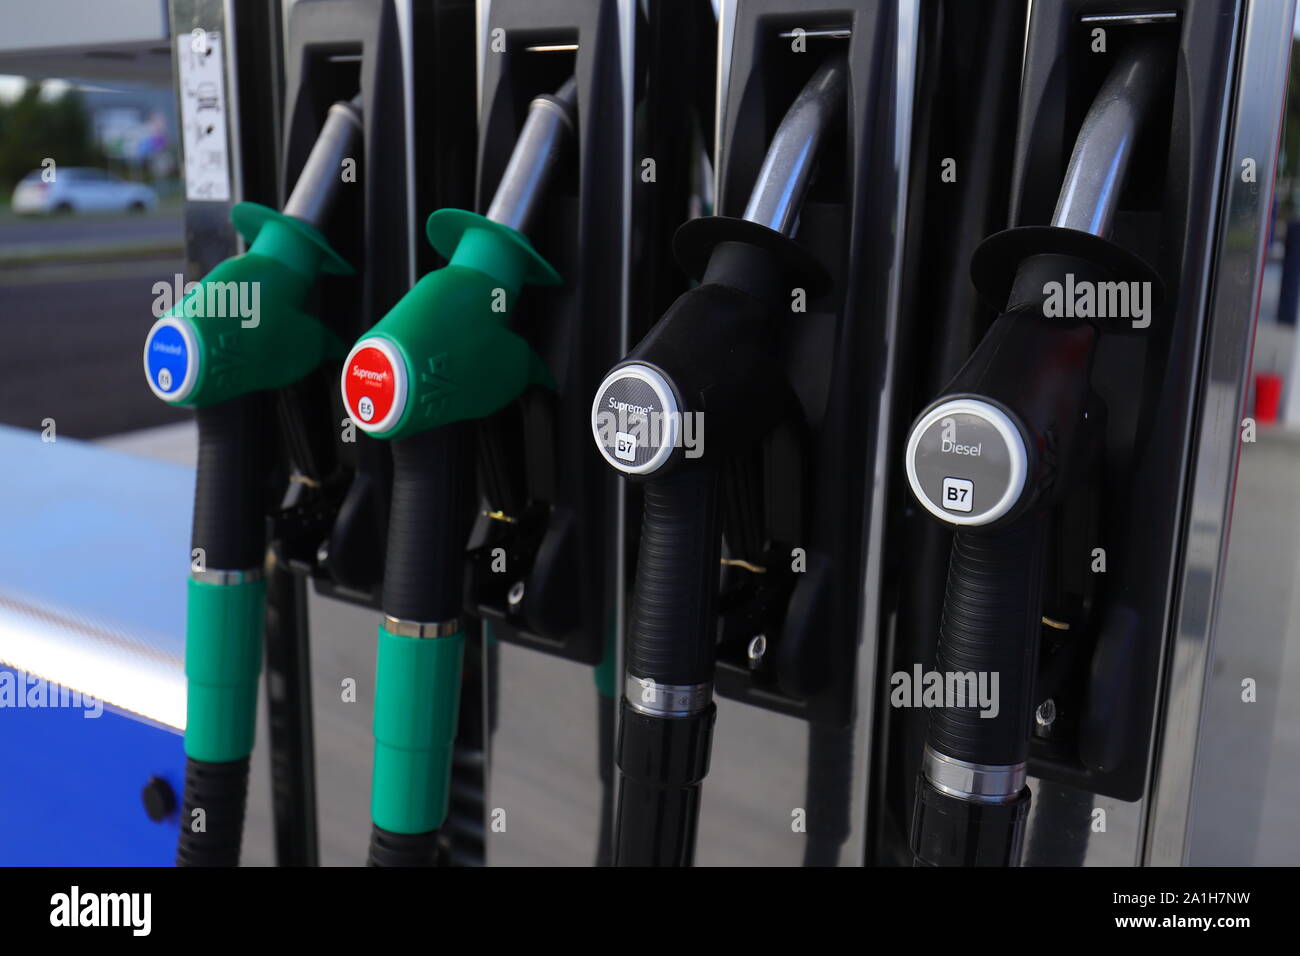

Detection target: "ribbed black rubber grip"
[175, 756, 250, 867]
[626, 468, 722, 686]
[367, 823, 439, 867]
[614, 699, 715, 866]
[927, 516, 1047, 768]
[381, 422, 475, 623]
[191, 398, 270, 571]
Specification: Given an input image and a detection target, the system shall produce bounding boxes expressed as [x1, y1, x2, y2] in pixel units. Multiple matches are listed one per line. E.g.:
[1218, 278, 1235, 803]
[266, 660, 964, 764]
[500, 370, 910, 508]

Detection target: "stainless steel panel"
[1144, 0, 1295, 866]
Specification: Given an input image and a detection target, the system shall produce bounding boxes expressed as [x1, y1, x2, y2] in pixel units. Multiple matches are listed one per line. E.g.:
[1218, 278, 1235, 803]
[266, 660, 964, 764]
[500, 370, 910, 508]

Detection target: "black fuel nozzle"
[904, 38, 1171, 867]
[591, 56, 847, 867]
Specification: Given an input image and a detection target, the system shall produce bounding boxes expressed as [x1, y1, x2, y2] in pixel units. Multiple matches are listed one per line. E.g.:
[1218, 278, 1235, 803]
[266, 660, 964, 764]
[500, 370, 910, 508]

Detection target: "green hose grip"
[183, 577, 266, 762]
[370, 626, 465, 834]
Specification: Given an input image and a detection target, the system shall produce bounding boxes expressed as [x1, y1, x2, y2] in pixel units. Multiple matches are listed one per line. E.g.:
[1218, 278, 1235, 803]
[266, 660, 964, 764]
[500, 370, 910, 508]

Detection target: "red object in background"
[1254, 373, 1283, 424]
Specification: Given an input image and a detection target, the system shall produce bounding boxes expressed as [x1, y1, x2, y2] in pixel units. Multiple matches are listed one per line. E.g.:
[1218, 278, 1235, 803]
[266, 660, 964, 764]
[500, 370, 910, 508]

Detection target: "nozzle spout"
[283, 96, 364, 228]
[485, 77, 578, 234]
[1051, 41, 1170, 237]
[743, 56, 847, 237]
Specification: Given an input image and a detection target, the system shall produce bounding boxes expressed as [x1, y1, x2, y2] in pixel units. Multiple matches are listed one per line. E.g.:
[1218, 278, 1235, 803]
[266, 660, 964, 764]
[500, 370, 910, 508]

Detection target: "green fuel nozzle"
[340, 80, 575, 440]
[349, 78, 575, 865]
[143, 96, 361, 408]
[149, 94, 362, 867]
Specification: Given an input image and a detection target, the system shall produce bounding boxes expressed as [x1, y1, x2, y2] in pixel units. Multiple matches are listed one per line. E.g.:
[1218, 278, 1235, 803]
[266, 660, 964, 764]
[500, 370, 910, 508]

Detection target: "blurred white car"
[11, 168, 158, 216]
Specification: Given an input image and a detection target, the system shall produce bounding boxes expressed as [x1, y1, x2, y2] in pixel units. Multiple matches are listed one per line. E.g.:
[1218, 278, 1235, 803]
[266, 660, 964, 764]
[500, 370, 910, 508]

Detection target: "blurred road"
[0, 232, 190, 438]
[0, 214, 181, 253]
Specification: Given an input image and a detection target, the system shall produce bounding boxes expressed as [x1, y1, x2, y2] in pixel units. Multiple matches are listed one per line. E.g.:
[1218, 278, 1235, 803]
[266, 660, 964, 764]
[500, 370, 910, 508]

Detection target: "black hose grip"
[381, 422, 476, 623]
[626, 468, 722, 686]
[191, 397, 270, 571]
[926, 515, 1047, 768]
[910, 775, 1030, 867]
[175, 756, 250, 867]
[367, 824, 439, 867]
[614, 699, 715, 866]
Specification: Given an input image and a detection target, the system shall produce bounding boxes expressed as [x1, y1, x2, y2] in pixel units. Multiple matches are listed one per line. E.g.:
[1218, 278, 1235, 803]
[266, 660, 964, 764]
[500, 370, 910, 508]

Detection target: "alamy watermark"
[890, 664, 1000, 718]
[1042, 273, 1151, 329]
[50, 886, 151, 936]
[0, 668, 102, 718]
[152, 274, 261, 328]
[594, 402, 704, 461]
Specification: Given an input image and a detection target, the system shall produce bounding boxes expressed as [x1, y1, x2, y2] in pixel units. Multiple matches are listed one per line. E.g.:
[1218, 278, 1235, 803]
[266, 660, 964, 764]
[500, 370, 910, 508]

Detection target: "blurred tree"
[0, 80, 106, 190]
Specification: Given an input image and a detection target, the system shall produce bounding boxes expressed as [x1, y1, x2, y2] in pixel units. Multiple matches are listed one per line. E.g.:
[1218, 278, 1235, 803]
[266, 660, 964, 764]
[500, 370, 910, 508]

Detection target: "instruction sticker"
[177, 30, 231, 202]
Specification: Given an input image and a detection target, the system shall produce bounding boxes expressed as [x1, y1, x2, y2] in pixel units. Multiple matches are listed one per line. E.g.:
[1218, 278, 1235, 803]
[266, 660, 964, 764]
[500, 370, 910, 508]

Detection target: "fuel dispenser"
[891, 0, 1291, 866]
[133, 0, 1290, 871]
[462, 0, 653, 866]
[267, 0, 477, 867]
[592, 0, 915, 866]
[904, 37, 1169, 867]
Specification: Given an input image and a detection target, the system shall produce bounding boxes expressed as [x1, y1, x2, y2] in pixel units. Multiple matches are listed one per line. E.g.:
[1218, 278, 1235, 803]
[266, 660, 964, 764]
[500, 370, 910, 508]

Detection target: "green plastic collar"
[144, 202, 350, 408]
[342, 209, 560, 441]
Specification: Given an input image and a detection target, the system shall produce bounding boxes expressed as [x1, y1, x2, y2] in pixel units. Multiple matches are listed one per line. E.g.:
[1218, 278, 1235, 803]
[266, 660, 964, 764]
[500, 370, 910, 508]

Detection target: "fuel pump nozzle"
[339, 79, 574, 866]
[591, 57, 847, 867]
[141, 96, 362, 866]
[903, 39, 1170, 867]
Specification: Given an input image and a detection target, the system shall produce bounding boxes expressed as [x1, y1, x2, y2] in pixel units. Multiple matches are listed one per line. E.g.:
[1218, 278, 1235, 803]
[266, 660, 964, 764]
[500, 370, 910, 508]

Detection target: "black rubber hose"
[175, 757, 251, 867]
[613, 699, 716, 866]
[367, 824, 440, 867]
[927, 515, 1048, 768]
[626, 468, 722, 686]
[381, 421, 476, 623]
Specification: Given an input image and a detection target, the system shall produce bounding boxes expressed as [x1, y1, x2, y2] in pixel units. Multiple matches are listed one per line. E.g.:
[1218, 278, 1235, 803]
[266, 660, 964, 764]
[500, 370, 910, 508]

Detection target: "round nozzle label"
[591, 364, 680, 475]
[905, 398, 1029, 527]
[143, 316, 198, 402]
[342, 338, 407, 435]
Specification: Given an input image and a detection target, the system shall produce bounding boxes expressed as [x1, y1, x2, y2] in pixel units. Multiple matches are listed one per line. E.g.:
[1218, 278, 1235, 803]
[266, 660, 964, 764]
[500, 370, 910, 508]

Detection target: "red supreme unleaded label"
[345, 345, 398, 425]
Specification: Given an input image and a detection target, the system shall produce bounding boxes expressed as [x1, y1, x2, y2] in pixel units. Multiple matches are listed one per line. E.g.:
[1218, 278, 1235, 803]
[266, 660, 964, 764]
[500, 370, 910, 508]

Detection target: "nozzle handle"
[926, 517, 1047, 772]
[191, 397, 270, 571]
[626, 468, 722, 688]
[381, 423, 476, 622]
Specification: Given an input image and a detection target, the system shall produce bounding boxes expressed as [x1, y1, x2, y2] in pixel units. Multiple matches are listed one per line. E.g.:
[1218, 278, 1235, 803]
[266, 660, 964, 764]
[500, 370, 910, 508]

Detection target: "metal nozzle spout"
[485, 77, 578, 235]
[283, 96, 364, 229]
[743, 56, 848, 237]
[1051, 40, 1171, 237]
